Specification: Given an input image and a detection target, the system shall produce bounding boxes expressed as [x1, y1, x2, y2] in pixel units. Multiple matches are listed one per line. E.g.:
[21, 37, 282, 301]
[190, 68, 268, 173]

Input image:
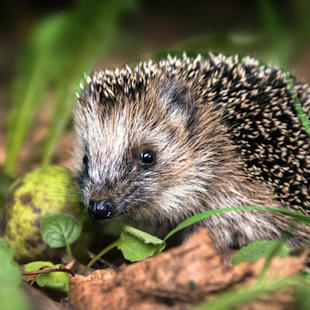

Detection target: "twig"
[22, 267, 75, 277]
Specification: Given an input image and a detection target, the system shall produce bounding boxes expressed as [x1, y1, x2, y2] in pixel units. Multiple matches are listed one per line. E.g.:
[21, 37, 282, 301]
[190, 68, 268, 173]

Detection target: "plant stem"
[65, 241, 73, 262]
[83, 240, 120, 275]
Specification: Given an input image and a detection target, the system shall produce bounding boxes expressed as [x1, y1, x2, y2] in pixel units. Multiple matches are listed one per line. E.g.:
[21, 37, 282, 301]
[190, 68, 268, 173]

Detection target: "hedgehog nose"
[88, 199, 115, 220]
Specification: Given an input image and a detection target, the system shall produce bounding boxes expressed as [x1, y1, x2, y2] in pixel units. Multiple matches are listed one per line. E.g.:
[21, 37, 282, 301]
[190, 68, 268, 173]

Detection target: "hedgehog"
[73, 53, 310, 251]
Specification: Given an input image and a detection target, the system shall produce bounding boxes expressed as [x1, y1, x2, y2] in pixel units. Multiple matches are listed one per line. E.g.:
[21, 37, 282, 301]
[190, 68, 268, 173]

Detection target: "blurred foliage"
[4, 0, 310, 175]
[165, 0, 310, 69]
[5, 0, 136, 174]
[0, 172, 15, 211]
[0, 238, 30, 310]
[231, 240, 291, 266]
[256, 0, 290, 66]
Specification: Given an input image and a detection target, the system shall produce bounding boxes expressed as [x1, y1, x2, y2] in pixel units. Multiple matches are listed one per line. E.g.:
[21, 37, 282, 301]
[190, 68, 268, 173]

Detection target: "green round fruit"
[2, 165, 82, 263]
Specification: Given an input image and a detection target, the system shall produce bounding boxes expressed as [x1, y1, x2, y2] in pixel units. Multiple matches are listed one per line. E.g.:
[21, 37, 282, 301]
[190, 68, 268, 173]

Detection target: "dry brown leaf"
[69, 227, 307, 310]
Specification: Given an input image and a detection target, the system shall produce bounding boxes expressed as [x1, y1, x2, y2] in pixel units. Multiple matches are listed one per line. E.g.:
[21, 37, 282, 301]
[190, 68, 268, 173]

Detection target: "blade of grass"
[193, 277, 297, 310]
[164, 206, 310, 241]
[41, 78, 79, 166]
[5, 66, 45, 174]
[5, 14, 68, 174]
[284, 71, 310, 137]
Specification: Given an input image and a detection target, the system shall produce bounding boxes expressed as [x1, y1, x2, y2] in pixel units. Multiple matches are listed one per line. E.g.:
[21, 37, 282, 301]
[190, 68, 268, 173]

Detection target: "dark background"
[1, 0, 310, 173]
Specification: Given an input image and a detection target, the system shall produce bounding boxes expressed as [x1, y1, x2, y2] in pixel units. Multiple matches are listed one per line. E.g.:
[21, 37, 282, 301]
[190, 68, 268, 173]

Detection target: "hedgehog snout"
[88, 199, 115, 220]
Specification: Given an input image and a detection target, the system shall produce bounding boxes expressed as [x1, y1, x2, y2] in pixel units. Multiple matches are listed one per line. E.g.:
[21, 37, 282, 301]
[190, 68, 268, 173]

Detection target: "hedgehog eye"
[139, 149, 156, 166]
[83, 155, 89, 167]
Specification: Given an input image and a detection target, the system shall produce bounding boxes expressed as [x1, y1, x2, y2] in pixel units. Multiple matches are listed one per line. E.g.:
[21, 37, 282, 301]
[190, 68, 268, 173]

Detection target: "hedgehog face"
[74, 78, 198, 222]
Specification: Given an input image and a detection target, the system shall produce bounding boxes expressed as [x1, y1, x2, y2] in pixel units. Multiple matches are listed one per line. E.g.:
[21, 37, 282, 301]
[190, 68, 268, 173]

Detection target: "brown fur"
[73, 54, 310, 251]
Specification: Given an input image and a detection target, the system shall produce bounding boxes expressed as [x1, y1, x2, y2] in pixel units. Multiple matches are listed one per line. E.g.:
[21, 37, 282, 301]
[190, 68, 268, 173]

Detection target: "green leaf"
[40, 213, 82, 248]
[83, 225, 165, 273]
[41, 213, 82, 261]
[232, 240, 291, 266]
[24, 261, 55, 271]
[25, 261, 69, 293]
[37, 269, 69, 293]
[122, 226, 165, 246]
[0, 239, 29, 310]
[117, 226, 166, 262]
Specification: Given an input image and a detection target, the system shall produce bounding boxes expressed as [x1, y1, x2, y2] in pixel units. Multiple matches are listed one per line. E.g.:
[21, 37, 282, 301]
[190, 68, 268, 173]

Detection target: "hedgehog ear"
[158, 81, 195, 124]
